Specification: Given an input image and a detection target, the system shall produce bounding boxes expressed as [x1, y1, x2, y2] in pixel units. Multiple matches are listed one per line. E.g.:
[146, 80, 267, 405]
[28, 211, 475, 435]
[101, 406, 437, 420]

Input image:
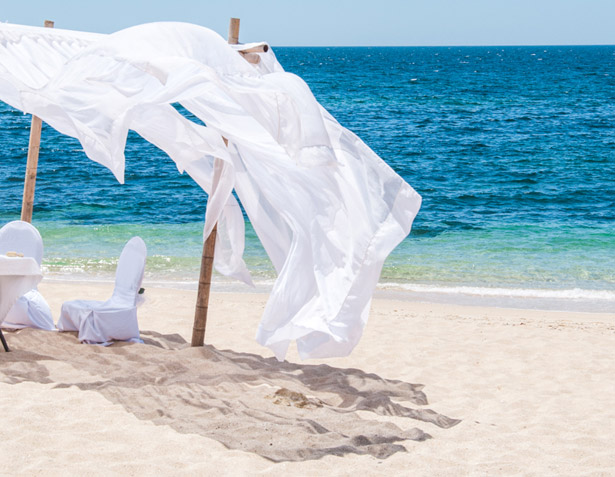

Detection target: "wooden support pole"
[239, 44, 269, 54]
[191, 215, 219, 346]
[20, 20, 54, 223]
[239, 52, 261, 65]
[228, 18, 240, 45]
[191, 154, 225, 346]
[21, 115, 42, 223]
[191, 16, 238, 346]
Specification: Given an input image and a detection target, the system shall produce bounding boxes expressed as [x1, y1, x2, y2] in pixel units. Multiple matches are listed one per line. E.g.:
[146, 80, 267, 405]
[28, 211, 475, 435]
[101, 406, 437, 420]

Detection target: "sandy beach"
[0, 280, 612, 475]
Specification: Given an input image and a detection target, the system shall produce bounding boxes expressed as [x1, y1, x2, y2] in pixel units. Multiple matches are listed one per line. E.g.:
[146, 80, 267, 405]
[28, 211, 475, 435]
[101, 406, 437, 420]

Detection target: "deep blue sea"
[1, 46, 614, 311]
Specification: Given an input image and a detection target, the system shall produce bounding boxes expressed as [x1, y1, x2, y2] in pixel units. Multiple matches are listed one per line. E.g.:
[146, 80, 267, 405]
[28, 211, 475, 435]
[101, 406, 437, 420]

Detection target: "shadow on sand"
[1, 328, 460, 462]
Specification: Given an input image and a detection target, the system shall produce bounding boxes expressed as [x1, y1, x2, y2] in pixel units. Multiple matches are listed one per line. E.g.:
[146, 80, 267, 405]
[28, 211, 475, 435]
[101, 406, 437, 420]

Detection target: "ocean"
[1, 46, 614, 311]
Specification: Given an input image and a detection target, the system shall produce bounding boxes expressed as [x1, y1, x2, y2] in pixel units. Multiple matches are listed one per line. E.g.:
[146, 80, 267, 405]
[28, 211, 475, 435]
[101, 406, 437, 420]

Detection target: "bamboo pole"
[239, 44, 269, 53]
[21, 116, 42, 223]
[191, 17, 241, 346]
[191, 157, 223, 347]
[228, 18, 240, 45]
[239, 52, 261, 64]
[20, 20, 54, 223]
[191, 220, 217, 346]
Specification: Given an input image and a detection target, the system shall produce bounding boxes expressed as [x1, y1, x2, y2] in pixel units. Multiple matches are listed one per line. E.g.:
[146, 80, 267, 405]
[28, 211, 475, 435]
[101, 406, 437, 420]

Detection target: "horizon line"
[271, 43, 615, 48]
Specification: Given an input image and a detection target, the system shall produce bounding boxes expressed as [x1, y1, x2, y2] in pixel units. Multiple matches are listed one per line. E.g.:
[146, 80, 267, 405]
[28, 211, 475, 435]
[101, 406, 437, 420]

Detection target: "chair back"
[112, 236, 147, 306]
[0, 220, 44, 265]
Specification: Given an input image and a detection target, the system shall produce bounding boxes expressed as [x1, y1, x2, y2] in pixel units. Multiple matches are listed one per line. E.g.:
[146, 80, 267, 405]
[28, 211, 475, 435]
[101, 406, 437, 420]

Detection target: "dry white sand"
[1, 280, 614, 475]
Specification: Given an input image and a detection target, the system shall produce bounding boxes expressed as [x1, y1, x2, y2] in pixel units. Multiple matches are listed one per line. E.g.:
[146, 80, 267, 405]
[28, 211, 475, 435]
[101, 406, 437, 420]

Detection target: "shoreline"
[41, 273, 615, 314]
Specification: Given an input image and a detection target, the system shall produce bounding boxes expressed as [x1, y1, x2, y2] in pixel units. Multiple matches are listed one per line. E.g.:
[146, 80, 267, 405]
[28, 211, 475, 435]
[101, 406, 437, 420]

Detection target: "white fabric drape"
[0, 22, 421, 359]
[0, 256, 42, 323]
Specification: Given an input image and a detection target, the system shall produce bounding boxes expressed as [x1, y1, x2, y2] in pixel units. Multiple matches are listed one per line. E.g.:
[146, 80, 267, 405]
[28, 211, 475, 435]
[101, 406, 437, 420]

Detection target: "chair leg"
[0, 329, 9, 352]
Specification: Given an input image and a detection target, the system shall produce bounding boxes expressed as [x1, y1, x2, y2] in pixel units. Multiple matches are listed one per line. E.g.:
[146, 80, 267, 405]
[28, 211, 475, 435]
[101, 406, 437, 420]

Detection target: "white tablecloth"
[0, 255, 42, 324]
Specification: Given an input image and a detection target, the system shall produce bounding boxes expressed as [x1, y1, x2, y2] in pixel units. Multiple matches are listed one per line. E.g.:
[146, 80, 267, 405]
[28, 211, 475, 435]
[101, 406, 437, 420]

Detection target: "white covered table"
[0, 255, 42, 351]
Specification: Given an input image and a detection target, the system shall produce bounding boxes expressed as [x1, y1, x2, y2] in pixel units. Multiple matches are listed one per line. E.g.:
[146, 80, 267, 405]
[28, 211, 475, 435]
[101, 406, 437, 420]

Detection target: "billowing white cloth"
[57, 236, 147, 345]
[0, 22, 421, 359]
[0, 220, 54, 330]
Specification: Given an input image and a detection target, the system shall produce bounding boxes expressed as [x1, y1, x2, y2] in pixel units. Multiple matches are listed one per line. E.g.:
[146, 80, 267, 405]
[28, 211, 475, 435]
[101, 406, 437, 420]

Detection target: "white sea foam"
[374, 282, 615, 312]
[44, 267, 613, 312]
[377, 283, 615, 301]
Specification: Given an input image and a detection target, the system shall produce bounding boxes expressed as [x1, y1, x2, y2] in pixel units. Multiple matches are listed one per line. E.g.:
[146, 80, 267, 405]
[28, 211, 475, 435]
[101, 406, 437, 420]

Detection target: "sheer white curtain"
[0, 22, 421, 359]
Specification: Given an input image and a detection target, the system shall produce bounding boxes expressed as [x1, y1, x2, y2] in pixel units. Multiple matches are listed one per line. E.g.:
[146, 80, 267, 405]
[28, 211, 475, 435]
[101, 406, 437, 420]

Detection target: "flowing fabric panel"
[0, 23, 252, 284]
[0, 23, 102, 108]
[0, 22, 421, 359]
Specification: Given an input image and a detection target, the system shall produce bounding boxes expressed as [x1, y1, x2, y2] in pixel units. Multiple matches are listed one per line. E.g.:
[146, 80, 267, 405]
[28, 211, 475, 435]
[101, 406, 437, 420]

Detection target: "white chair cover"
[0, 221, 54, 331]
[0, 221, 44, 266]
[57, 237, 147, 345]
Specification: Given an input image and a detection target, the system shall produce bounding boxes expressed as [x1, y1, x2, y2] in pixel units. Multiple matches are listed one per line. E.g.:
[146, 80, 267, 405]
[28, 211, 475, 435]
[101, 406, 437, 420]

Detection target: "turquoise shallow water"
[1, 46, 614, 311]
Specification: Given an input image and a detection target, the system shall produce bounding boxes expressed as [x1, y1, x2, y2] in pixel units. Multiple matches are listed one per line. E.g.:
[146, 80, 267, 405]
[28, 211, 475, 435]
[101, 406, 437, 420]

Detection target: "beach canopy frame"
[3, 17, 421, 361]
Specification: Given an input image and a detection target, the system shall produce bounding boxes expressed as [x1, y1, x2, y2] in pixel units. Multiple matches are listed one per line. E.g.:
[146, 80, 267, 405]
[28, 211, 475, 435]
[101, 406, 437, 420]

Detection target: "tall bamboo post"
[20, 20, 54, 223]
[191, 18, 241, 346]
[228, 18, 240, 45]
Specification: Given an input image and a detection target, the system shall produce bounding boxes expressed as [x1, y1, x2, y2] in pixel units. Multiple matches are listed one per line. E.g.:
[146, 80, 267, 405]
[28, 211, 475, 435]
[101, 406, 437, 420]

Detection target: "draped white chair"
[57, 236, 147, 345]
[0, 220, 54, 331]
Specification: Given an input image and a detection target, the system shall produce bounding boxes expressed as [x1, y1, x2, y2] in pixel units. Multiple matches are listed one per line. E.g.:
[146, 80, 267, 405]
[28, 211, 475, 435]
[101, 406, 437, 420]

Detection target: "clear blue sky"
[1, 0, 614, 46]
